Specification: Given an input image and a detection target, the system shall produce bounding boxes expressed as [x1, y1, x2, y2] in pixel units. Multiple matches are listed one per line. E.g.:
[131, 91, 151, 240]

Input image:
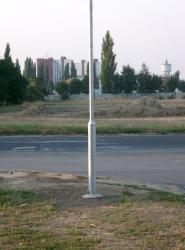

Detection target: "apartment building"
[37, 56, 101, 92]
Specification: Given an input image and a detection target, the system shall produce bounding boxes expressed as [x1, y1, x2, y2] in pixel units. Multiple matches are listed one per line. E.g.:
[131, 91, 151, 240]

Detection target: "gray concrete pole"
[83, 0, 102, 199]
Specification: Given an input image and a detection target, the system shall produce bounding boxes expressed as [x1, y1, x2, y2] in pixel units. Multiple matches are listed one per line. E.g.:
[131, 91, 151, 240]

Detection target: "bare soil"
[0, 171, 122, 210]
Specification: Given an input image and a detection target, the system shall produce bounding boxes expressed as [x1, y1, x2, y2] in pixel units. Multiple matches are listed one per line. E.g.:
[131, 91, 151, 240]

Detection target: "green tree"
[71, 61, 77, 78]
[0, 60, 9, 105]
[56, 80, 70, 100]
[0, 44, 27, 104]
[151, 74, 162, 92]
[4, 43, 12, 63]
[69, 78, 82, 94]
[166, 71, 179, 92]
[113, 73, 122, 93]
[137, 63, 153, 93]
[37, 62, 45, 91]
[178, 80, 185, 92]
[100, 31, 117, 93]
[93, 61, 99, 89]
[81, 76, 89, 94]
[120, 65, 137, 94]
[15, 59, 21, 73]
[26, 78, 44, 102]
[64, 63, 70, 80]
[23, 57, 36, 80]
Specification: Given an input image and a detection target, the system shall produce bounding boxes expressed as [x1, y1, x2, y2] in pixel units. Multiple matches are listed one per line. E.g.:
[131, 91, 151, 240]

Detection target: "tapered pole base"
[82, 121, 103, 199]
[83, 193, 103, 199]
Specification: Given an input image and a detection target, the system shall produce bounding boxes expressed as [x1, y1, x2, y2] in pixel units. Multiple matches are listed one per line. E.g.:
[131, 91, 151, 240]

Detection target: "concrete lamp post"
[83, 0, 102, 199]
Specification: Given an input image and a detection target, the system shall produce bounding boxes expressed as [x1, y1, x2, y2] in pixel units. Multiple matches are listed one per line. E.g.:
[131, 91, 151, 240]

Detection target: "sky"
[0, 0, 185, 77]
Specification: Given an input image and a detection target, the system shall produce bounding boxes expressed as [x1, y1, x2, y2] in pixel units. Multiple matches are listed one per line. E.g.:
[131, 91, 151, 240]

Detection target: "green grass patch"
[1, 122, 185, 135]
[119, 186, 185, 204]
[0, 189, 43, 206]
[147, 189, 185, 203]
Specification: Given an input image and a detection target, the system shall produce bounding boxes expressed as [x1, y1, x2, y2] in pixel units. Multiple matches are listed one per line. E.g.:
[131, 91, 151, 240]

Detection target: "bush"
[26, 79, 45, 102]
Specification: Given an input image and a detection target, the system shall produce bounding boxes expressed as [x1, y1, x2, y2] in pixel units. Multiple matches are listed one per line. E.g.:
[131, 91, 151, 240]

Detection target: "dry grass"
[0, 99, 185, 135]
[1, 173, 185, 249]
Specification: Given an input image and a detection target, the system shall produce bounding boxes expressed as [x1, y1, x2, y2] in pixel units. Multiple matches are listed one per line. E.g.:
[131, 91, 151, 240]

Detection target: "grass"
[1, 122, 185, 135]
[0, 188, 100, 250]
[1, 99, 185, 135]
[120, 187, 185, 204]
[0, 189, 43, 206]
[1, 184, 185, 249]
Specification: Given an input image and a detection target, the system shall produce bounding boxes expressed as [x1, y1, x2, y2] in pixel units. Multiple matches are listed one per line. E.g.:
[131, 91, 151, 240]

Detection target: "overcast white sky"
[0, 0, 185, 77]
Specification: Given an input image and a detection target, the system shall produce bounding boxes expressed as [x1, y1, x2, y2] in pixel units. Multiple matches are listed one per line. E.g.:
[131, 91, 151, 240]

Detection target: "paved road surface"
[0, 135, 185, 185]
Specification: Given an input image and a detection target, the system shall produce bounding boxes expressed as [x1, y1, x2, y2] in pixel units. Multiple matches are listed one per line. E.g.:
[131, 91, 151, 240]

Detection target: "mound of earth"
[117, 97, 165, 117]
[20, 102, 54, 116]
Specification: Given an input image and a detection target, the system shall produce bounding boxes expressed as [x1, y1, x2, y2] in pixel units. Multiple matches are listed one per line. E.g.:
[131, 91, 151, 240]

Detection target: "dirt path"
[0, 171, 122, 210]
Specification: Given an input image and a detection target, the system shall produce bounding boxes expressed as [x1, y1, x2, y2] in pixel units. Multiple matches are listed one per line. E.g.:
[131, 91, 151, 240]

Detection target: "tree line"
[1, 34, 185, 105]
[0, 44, 46, 104]
[100, 31, 185, 94]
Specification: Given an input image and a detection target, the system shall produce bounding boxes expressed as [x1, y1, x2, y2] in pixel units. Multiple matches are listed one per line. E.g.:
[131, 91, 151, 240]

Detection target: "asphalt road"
[0, 135, 185, 185]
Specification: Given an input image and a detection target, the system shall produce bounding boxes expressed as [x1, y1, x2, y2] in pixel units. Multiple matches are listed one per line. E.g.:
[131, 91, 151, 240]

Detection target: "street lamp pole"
[83, 0, 102, 199]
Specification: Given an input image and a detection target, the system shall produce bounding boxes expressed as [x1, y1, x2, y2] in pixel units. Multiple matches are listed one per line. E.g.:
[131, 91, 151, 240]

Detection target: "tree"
[23, 57, 36, 80]
[137, 63, 153, 93]
[120, 65, 137, 94]
[178, 80, 185, 92]
[166, 72, 179, 92]
[69, 78, 82, 94]
[100, 31, 117, 93]
[4, 43, 12, 63]
[37, 62, 45, 91]
[56, 81, 70, 100]
[113, 73, 122, 93]
[0, 44, 27, 104]
[64, 63, 70, 80]
[15, 59, 21, 73]
[81, 75, 89, 94]
[0, 61, 9, 105]
[26, 78, 45, 102]
[93, 61, 99, 89]
[71, 61, 77, 78]
[151, 74, 162, 92]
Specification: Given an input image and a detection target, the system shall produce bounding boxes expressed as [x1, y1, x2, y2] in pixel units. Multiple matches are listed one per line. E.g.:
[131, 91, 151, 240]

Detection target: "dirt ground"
[0, 172, 122, 210]
[1, 171, 185, 249]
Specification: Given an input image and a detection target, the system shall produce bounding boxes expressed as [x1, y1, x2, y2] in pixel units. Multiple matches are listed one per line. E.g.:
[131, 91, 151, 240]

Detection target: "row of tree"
[56, 76, 89, 100]
[100, 31, 185, 94]
[0, 44, 45, 104]
[0, 44, 27, 105]
[1, 32, 185, 105]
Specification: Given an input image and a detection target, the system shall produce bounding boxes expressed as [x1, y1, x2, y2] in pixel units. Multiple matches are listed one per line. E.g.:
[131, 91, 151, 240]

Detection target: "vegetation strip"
[1, 123, 185, 135]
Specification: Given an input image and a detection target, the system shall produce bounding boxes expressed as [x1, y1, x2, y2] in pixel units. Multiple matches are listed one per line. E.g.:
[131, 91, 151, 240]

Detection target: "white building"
[161, 59, 172, 78]
[53, 59, 62, 87]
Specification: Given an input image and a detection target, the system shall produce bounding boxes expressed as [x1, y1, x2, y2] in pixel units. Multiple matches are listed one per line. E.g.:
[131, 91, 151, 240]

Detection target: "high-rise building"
[53, 60, 62, 87]
[61, 57, 66, 80]
[37, 56, 102, 93]
[75, 60, 88, 80]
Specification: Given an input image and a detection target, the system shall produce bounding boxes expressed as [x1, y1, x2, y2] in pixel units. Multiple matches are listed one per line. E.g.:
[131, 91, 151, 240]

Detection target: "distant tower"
[161, 59, 172, 78]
